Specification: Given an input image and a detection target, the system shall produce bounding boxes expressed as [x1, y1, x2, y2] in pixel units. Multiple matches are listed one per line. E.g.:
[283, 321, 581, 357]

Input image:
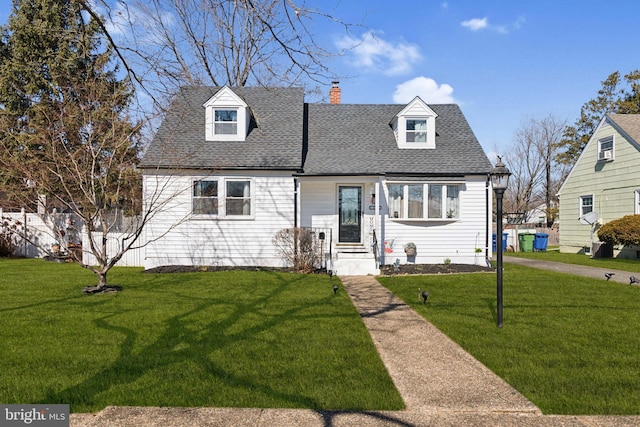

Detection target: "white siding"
[143, 170, 295, 269]
[300, 176, 490, 267]
[379, 177, 490, 266]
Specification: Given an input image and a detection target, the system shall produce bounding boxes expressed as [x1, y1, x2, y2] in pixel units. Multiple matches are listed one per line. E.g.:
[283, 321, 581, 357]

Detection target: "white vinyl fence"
[1, 209, 144, 267]
[81, 232, 144, 267]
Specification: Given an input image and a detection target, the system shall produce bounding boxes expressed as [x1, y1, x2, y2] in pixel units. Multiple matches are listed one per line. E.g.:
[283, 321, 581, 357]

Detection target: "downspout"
[485, 174, 491, 266]
[294, 177, 298, 228]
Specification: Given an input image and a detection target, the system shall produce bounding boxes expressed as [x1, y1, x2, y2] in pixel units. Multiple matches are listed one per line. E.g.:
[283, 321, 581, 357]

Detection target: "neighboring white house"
[140, 85, 495, 275]
[558, 113, 640, 257]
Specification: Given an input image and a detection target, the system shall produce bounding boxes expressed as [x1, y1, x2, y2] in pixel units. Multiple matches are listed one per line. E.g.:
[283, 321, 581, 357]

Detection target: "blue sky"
[2, 1, 640, 159]
[312, 0, 640, 158]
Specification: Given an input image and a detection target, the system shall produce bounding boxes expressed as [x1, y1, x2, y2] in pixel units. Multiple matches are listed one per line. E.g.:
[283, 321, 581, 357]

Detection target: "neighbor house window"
[193, 180, 218, 215]
[406, 119, 427, 142]
[214, 109, 238, 135]
[635, 190, 640, 214]
[598, 136, 613, 161]
[388, 183, 460, 219]
[580, 195, 593, 216]
[226, 180, 251, 216]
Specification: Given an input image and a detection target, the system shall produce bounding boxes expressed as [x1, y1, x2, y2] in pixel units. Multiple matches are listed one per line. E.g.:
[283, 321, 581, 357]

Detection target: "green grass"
[506, 249, 640, 273]
[379, 266, 640, 415]
[0, 259, 403, 413]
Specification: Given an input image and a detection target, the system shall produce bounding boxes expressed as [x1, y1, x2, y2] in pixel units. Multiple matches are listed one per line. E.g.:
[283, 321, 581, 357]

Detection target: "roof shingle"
[141, 86, 492, 176]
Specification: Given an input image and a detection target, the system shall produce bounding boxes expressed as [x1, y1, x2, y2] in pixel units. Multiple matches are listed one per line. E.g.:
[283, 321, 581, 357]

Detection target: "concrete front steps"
[332, 250, 379, 276]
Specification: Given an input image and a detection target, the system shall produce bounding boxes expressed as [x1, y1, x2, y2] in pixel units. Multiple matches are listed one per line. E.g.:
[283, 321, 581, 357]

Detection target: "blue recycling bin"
[533, 233, 549, 251]
[492, 232, 508, 252]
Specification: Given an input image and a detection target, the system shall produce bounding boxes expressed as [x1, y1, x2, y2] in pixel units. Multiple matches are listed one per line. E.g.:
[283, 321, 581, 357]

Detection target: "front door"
[338, 185, 362, 243]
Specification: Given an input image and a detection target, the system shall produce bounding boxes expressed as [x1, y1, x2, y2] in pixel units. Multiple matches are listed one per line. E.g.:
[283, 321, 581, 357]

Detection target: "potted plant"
[404, 242, 416, 257]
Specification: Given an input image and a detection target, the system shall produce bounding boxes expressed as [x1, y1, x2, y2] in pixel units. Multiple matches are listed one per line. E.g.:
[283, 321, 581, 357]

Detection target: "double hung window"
[598, 136, 613, 161]
[580, 195, 593, 216]
[406, 119, 427, 143]
[214, 109, 238, 135]
[193, 178, 252, 218]
[193, 181, 218, 215]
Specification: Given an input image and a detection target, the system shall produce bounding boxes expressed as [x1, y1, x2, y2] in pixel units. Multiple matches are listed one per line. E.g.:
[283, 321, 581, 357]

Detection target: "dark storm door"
[338, 186, 362, 243]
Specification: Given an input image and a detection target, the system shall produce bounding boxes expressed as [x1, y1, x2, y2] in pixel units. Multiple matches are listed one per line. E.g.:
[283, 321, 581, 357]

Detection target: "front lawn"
[379, 265, 640, 415]
[0, 259, 403, 413]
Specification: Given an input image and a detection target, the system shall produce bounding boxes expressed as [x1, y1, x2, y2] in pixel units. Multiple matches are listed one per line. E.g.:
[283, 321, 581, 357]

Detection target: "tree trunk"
[97, 271, 108, 289]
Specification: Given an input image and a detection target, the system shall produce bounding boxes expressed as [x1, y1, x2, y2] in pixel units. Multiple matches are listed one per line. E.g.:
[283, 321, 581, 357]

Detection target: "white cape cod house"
[140, 85, 494, 275]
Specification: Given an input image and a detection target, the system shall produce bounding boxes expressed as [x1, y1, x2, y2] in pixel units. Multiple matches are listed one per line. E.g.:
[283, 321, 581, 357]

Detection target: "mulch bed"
[380, 263, 494, 275]
[145, 264, 494, 275]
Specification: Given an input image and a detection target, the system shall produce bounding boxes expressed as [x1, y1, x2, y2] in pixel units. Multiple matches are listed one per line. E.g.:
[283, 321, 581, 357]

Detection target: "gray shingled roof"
[141, 86, 492, 176]
[141, 86, 305, 170]
[302, 103, 492, 175]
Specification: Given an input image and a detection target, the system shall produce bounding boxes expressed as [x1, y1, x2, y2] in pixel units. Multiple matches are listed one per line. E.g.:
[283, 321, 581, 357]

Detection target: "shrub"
[273, 228, 323, 273]
[0, 221, 16, 257]
[597, 214, 640, 246]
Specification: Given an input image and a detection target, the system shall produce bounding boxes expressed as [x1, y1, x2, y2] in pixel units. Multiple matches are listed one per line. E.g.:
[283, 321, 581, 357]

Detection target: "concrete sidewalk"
[71, 272, 640, 426]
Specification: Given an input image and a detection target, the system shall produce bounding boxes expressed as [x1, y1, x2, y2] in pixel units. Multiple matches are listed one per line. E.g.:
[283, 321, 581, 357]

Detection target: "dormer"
[204, 86, 250, 141]
[391, 96, 438, 149]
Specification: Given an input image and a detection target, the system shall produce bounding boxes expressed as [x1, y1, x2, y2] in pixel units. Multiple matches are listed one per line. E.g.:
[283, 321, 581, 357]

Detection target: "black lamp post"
[491, 157, 511, 328]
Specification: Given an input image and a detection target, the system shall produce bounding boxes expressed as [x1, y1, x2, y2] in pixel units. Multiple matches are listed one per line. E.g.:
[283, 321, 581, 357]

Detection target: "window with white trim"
[635, 190, 640, 214]
[406, 119, 427, 143]
[580, 195, 593, 216]
[597, 136, 614, 161]
[193, 181, 218, 215]
[225, 180, 251, 216]
[192, 178, 253, 218]
[214, 109, 238, 135]
[203, 87, 248, 141]
[388, 183, 460, 220]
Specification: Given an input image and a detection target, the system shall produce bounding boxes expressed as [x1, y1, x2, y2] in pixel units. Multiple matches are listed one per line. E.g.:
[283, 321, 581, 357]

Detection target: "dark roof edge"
[294, 172, 490, 178]
[140, 165, 303, 171]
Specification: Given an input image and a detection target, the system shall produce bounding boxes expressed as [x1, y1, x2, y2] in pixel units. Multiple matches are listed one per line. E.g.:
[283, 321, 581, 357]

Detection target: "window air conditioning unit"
[599, 150, 613, 160]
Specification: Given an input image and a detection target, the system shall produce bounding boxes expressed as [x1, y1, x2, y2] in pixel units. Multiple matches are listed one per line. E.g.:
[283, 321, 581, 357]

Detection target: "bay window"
[388, 183, 460, 220]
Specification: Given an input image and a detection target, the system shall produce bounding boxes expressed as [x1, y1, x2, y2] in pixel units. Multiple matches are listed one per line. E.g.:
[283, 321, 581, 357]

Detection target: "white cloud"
[393, 76, 456, 104]
[336, 31, 421, 76]
[461, 17, 488, 31]
[461, 16, 525, 34]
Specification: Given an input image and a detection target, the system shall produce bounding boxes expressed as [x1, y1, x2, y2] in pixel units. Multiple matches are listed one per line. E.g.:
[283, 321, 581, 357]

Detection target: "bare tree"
[86, 0, 358, 103]
[504, 115, 568, 225]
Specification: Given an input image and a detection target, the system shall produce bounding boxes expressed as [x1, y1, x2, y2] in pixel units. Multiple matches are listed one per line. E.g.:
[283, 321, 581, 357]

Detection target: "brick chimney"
[329, 81, 341, 104]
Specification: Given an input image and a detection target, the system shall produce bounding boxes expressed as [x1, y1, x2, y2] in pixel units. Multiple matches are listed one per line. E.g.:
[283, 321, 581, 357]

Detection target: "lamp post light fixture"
[491, 156, 511, 328]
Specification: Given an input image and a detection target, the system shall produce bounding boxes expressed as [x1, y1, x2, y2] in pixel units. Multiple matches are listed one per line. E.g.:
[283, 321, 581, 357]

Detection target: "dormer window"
[204, 86, 249, 141]
[214, 109, 238, 135]
[392, 96, 437, 149]
[406, 119, 427, 142]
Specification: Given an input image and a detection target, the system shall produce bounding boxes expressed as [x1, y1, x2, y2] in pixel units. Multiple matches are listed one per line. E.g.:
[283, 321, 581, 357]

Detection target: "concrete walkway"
[71, 268, 640, 426]
[504, 255, 640, 285]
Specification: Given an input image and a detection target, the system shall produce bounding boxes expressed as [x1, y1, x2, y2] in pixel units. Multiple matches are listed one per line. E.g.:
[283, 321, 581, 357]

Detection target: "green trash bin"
[519, 233, 535, 252]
